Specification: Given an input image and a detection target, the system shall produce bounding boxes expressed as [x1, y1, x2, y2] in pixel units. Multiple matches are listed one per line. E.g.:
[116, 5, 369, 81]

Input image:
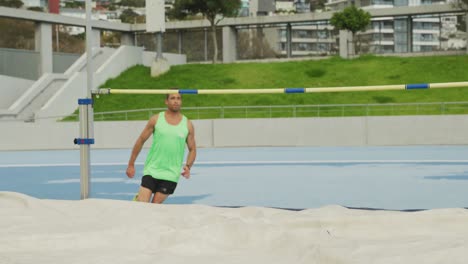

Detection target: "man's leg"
[137, 186, 152, 202]
[152, 192, 169, 204]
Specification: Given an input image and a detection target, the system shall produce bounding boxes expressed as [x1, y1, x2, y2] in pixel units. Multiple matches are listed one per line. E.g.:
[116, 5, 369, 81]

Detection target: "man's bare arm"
[182, 120, 197, 178]
[126, 115, 158, 178]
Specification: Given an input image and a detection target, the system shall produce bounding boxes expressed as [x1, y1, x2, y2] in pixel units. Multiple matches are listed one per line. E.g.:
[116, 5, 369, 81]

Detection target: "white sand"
[1, 192, 467, 264]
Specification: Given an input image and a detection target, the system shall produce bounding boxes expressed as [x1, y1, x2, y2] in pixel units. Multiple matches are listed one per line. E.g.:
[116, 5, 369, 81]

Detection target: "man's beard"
[169, 106, 180, 112]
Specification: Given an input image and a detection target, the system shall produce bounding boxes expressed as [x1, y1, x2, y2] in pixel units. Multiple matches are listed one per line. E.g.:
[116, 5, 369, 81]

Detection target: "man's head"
[165, 92, 182, 113]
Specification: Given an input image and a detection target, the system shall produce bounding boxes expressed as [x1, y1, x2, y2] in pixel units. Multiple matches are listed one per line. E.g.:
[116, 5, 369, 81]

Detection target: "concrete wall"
[0, 115, 467, 151]
[0, 48, 184, 83]
[0, 47, 186, 80]
[142, 51, 187, 66]
[0, 48, 81, 80]
[52, 52, 81, 73]
[0, 49, 39, 80]
[0, 75, 34, 109]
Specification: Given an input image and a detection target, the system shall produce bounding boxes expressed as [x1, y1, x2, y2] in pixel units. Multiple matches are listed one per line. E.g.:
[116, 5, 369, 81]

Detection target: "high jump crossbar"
[96, 81, 468, 95]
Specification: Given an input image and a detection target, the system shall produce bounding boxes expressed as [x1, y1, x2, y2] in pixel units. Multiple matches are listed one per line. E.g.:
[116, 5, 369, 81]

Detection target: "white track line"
[1, 160, 468, 168]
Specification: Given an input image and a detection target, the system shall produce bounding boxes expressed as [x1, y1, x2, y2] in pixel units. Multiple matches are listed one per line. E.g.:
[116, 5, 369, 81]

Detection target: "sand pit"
[1, 191, 467, 264]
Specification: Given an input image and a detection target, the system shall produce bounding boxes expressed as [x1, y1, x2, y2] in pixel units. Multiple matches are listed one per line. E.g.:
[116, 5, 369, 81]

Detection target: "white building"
[60, 8, 108, 35]
[21, 0, 47, 8]
[276, 23, 337, 56]
[276, 0, 296, 13]
[274, 1, 337, 56]
[248, 0, 276, 16]
[325, 0, 461, 53]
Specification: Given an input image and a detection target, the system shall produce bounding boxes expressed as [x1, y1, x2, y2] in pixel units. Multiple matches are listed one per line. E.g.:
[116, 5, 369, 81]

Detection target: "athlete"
[126, 92, 196, 203]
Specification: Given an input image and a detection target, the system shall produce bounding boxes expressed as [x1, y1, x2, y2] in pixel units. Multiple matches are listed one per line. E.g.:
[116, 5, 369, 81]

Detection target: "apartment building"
[275, 23, 337, 56]
[245, 0, 276, 16]
[21, 0, 48, 8]
[327, 0, 457, 53]
[275, 0, 311, 13]
[273, 0, 337, 57]
[271, 0, 463, 56]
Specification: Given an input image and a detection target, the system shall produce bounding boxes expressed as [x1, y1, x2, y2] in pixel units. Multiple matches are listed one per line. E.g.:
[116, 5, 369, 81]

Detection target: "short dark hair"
[166, 87, 179, 99]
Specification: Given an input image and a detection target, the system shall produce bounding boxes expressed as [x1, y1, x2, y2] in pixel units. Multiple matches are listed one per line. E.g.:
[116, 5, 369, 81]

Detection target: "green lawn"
[90, 54, 468, 120]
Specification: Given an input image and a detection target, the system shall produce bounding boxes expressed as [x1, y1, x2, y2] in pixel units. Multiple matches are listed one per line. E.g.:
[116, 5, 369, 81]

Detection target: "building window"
[395, 33, 407, 43]
[394, 20, 407, 31]
[414, 33, 435, 41]
[317, 30, 328, 39]
[420, 46, 433, 51]
[372, 0, 393, 5]
[394, 0, 408, 6]
[279, 30, 287, 39]
[395, 44, 407, 53]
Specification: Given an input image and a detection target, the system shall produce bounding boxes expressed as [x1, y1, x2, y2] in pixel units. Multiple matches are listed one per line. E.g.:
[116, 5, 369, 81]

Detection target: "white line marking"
[1, 160, 468, 168]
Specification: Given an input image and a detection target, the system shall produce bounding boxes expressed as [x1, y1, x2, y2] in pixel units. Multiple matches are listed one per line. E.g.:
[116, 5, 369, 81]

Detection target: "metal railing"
[83, 102, 468, 121]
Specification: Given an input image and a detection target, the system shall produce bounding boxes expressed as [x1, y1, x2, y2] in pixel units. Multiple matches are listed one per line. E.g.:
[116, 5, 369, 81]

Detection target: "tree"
[0, 0, 24, 8]
[330, 5, 371, 55]
[455, 0, 468, 10]
[119, 0, 145, 7]
[27, 6, 44, 12]
[170, 0, 241, 63]
[64, 1, 85, 8]
[119, 8, 145, 24]
[0, 18, 34, 49]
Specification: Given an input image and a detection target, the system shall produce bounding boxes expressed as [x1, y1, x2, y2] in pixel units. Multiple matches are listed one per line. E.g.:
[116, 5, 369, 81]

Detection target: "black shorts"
[141, 175, 177, 195]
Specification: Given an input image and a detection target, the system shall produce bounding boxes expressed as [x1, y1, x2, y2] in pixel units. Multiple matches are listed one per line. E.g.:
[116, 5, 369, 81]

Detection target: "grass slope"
[93, 55, 468, 119]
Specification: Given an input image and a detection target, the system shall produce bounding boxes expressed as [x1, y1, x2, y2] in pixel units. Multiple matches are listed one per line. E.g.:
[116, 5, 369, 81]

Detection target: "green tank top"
[143, 112, 188, 182]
